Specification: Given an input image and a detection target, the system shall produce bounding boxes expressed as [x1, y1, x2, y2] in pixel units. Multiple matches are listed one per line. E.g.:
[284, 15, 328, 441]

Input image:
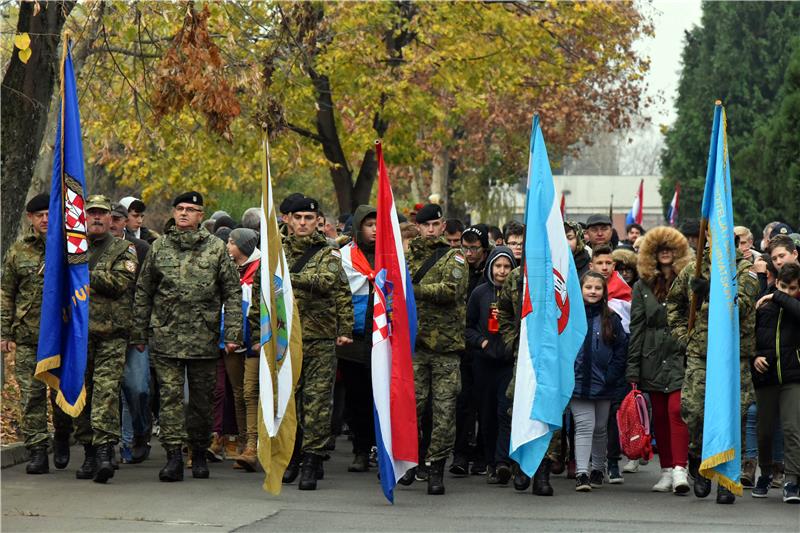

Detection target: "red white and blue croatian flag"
[371, 141, 418, 503]
[510, 116, 587, 476]
[625, 179, 644, 225]
[667, 183, 680, 226]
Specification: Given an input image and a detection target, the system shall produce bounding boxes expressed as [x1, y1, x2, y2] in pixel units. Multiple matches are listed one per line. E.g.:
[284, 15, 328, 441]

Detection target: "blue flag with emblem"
[35, 41, 89, 416]
[698, 102, 742, 495]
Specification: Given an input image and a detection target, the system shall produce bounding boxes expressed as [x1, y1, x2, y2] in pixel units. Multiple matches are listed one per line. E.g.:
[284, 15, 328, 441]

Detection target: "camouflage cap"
[86, 194, 112, 211]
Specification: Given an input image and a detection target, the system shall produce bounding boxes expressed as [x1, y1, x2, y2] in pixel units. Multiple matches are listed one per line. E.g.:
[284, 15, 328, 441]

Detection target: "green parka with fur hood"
[626, 226, 693, 392]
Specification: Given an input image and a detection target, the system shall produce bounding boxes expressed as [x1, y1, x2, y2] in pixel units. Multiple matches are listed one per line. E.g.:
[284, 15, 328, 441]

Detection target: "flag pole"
[688, 99, 722, 332]
[59, 30, 69, 256]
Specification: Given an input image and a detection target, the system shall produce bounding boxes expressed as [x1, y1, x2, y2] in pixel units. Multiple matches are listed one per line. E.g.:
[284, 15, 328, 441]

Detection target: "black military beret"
[26, 193, 50, 213]
[287, 196, 319, 214]
[279, 192, 305, 215]
[172, 191, 203, 207]
[415, 203, 443, 224]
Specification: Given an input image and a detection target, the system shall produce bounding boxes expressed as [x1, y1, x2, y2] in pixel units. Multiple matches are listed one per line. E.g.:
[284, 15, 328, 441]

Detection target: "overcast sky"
[637, 0, 704, 126]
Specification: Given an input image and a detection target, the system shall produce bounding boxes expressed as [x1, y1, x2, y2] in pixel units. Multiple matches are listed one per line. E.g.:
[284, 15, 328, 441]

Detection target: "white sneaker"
[623, 459, 640, 473]
[652, 468, 673, 492]
[672, 465, 690, 494]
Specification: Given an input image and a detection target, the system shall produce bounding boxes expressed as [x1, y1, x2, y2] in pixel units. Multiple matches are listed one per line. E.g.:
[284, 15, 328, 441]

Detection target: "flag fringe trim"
[34, 355, 87, 417]
[699, 448, 743, 496]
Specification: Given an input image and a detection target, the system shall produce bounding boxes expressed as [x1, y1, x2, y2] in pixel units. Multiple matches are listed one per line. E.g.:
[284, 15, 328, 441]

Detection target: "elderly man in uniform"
[60, 195, 138, 483]
[1, 194, 52, 474]
[281, 195, 353, 491]
[399, 203, 468, 495]
[131, 191, 242, 482]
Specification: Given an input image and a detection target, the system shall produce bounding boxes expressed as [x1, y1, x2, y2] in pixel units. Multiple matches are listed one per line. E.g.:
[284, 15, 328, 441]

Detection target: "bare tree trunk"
[431, 147, 449, 212]
[1, 0, 76, 260]
[21, 2, 106, 242]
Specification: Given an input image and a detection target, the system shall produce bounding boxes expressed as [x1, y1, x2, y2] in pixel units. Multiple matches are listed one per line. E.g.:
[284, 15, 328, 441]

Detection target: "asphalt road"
[2, 439, 798, 532]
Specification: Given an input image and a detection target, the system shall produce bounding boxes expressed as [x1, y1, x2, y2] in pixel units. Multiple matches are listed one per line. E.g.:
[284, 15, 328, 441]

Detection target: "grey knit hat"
[229, 228, 259, 257]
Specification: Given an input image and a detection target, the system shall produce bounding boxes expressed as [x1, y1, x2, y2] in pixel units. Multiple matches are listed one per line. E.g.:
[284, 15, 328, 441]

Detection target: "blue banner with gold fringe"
[35, 41, 89, 416]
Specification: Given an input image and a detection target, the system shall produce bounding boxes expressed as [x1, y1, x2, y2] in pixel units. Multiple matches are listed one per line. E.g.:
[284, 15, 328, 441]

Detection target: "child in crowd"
[751, 262, 800, 504]
[571, 272, 628, 492]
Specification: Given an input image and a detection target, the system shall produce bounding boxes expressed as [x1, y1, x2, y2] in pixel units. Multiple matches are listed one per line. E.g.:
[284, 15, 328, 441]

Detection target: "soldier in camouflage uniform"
[402, 204, 467, 495]
[496, 265, 560, 495]
[666, 247, 759, 503]
[282, 196, 353, 491]
[1, 194, 51, 475]
[131, 191, 242, 482]
[69, 195, 138, 483]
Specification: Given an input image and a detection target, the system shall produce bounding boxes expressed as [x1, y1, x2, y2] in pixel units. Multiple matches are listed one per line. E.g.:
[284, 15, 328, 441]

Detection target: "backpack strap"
[413, 246, 450, 284]
[290, 243, 326, 274]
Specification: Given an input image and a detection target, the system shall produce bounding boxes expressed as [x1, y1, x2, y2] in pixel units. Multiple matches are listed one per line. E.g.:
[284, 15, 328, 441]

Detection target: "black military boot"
[512, 463, 531, 491]
[93, 443, 115, 483]
[716, 484, 735, 504]
[52, 434, 70, 469]
[283, 456, 300, 484]
[25, 446, 49, 475]
[348, 453, 369, 473]
[427, 459, 446, 495]
[159, 448, 184, 482]
[397, 466, 416, 486]
[130, 435, 151, 464]
[192, 447, 210, 479]
[532, 458, 554, 496]
[315, 456, 325, 480]
[298, 454, 319, 491]
[75, 445, 97, 480]
[689, 455, 711, 498]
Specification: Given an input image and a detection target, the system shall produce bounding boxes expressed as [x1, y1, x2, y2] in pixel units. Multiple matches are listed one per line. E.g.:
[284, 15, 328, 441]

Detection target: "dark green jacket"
[88, 233, 137, 338]
[284, 232, 353, 341]
[626, 280, 685, 393]
[132, 227, 242, 358]
[0, 232, 46, 346]
[407, 236, 467, 353]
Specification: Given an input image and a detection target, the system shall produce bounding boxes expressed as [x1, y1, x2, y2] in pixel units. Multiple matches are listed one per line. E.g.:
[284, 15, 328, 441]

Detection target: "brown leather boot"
[235, 445, 258, 472]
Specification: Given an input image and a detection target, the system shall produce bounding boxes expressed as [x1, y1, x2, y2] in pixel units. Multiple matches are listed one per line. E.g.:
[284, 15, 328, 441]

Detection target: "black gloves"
[690, 277, 710, 303]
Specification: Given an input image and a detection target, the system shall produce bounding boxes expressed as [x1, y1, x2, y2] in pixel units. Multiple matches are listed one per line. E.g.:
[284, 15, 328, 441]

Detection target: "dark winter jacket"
[626, 280, 686, 393]
[465, 247, 517, 364]
[574, 249, 591, 278]
[751, 290, 800, 387]
[573, 302, 628, 400]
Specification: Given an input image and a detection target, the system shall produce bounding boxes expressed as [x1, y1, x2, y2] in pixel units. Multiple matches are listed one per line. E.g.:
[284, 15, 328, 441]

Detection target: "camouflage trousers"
[73, 336, 127, 446]
[680, 357, 755, 458]
[414, 349, 461, 463]
[152, 355, 217, 450]
[297, 340, 336, 456]
[14, 344, 50, 450]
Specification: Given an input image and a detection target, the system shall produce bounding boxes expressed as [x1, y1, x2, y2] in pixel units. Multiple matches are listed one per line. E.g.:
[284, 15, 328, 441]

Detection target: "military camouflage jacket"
[89, 233, 138, 338]
[407, 236, 468, 353]
[132, 227, 242, 358]
[284, 232, 353, 341]
[666, 249, 758, 359]
[497, 266, 522, 359]
[0, 231, 46, 345]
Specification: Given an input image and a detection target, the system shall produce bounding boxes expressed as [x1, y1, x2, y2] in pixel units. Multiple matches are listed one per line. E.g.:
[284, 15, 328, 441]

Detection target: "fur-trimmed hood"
[637, 226, 693, 283]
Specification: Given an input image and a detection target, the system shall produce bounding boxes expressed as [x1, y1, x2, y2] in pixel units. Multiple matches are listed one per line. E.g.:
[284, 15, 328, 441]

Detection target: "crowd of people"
[1, 190, 799, 505]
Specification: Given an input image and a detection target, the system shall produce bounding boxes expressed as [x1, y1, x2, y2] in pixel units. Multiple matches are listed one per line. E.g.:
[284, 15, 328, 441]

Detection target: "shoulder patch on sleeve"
[330, 249, 341, 258]
[454, 253, 465, 265]
[128, 244, 137, 255]
[125, 261, 137, 273]
[748, 271, 758, 280]
[327, 257, 340, 273]
[452, 266, 464, 280]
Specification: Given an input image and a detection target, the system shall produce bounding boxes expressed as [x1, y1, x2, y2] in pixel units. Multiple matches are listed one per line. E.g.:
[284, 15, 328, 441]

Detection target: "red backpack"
[616, 386, 654, 461]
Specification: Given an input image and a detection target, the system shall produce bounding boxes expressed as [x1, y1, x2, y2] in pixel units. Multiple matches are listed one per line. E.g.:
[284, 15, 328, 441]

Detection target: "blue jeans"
[121, 345, 151, 443]
[745, 402, 784, 462]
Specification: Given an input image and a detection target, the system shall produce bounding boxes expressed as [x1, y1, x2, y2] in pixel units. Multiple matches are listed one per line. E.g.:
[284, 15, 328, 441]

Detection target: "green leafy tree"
[660, 2, 800, 231]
